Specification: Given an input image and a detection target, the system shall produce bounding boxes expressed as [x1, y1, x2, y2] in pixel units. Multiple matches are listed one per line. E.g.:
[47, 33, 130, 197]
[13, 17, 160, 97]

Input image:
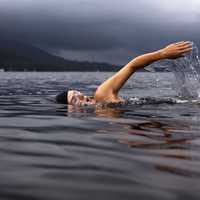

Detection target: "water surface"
[0, 72, 200, 200]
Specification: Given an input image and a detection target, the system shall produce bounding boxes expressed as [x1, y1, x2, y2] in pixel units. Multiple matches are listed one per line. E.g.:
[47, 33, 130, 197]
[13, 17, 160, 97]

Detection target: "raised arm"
[94, 41, 192, 103]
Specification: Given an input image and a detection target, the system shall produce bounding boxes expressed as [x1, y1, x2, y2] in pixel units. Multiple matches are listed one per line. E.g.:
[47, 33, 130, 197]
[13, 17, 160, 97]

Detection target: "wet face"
[67, 90, 94, 105]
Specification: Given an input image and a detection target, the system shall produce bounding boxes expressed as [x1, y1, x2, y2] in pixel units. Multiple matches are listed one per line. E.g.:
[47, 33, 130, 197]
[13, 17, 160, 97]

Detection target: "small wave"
[131, 96, 200, 105]
[127, 97, 200, 105]
[96, 97, 179, 108]
[128, 97, 177, 105]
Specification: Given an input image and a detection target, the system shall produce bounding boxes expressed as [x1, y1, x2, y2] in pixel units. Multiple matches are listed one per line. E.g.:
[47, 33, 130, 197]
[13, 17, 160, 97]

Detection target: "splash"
[170, 42, 200, 99]
[149, 42, 200, 99]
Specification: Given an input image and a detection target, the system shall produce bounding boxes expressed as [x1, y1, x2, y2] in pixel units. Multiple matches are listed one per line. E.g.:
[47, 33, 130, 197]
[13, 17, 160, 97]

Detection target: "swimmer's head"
[67, 90, 87, 105]
[56, 90, 94, 105]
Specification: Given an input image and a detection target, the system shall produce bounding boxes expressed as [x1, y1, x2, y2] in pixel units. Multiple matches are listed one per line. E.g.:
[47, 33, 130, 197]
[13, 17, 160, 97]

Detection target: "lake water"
[0, 72, 200, 200]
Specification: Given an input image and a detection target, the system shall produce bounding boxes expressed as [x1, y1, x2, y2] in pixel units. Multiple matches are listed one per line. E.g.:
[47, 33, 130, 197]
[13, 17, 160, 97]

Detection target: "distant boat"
[0, 69, 4, 72]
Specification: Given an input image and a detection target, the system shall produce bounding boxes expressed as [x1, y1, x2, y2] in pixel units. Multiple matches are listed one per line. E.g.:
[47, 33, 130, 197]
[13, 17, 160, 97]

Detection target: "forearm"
[128, 50, 163, 71]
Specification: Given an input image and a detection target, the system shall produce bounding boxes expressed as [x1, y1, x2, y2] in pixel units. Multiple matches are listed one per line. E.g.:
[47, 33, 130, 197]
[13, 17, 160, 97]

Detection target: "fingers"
[175, 41, 191, 45]
[178, 44, 193, 51]
[177, 42, 192, 48]
[175, 41, 185, 45]
[179, 47, 193, 54]
[175, 41, 192, 50]
[175, 41, 193, 53]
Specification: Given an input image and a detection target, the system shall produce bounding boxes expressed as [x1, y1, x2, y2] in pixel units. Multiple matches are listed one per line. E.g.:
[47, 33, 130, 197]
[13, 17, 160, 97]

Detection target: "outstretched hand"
[160, 41, 193, 59]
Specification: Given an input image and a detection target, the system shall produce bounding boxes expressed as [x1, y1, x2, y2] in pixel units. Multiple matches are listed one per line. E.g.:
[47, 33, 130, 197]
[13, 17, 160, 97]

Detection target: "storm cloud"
[0, 0, 200, 64]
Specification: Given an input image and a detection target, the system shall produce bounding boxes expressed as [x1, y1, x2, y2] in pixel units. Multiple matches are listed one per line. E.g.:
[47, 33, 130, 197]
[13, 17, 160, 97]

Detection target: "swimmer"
[56, 41, 192, 105]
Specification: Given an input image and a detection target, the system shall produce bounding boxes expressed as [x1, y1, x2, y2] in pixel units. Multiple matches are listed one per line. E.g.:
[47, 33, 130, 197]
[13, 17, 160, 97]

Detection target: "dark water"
[1, 72, 200, 200]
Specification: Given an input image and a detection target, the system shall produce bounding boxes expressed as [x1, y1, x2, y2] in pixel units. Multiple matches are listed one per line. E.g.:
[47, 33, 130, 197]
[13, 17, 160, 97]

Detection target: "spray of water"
[171, 42, 200, 99]
[147, 42, 200, 100]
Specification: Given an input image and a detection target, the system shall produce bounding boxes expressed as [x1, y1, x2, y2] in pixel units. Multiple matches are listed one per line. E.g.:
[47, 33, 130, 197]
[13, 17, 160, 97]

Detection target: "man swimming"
[56, 41, 192, 105]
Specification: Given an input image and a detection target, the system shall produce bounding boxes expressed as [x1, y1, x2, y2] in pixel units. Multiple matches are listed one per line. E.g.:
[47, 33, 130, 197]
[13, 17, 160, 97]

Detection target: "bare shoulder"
[94, 84, 111, 99]
[94, 88, 124, 103]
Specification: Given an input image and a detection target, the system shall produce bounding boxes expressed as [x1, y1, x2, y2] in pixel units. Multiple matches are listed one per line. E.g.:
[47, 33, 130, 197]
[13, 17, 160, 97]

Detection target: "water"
[149, 42, 200, 99]
[172, 43, 200, 99]
[1, 72, 200, 200]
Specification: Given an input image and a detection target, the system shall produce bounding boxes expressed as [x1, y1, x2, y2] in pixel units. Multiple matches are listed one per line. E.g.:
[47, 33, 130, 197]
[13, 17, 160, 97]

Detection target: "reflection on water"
[0, 72, 200, 200]
[119, 120, 191, 150]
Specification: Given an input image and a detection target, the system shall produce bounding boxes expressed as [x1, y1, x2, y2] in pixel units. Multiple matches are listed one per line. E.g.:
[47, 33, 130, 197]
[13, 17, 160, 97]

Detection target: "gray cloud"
[0, 0, 200, 64]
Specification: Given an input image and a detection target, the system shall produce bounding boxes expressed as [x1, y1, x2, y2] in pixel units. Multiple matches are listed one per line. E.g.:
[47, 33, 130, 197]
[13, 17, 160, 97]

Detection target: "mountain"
[0, 40, 121, 71]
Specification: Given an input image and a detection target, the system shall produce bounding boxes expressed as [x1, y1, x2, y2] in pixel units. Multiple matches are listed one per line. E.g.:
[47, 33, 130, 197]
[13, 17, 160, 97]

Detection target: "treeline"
[0, 46, 121, 72]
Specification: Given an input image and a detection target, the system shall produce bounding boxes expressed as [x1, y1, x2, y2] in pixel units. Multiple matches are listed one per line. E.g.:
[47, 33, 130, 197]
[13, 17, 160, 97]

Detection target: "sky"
[0, 0, 200, 64]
